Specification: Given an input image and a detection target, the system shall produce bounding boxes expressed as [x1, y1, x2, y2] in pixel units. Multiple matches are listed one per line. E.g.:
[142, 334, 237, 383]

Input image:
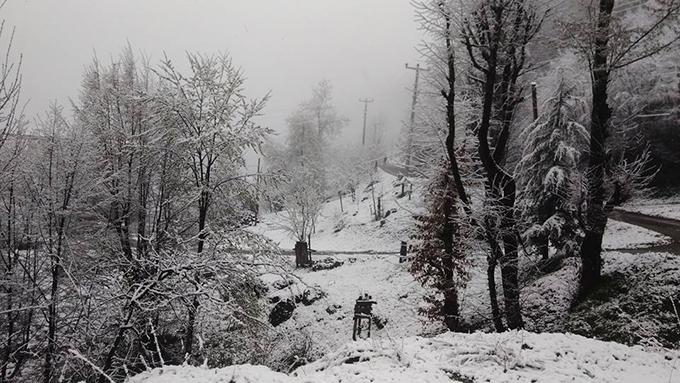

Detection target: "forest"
[1, 0, 680, 382]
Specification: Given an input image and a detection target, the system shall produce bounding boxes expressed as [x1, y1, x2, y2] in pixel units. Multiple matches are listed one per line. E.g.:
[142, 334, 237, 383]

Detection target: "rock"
[273, 278, 294, 290]
[372, 313, 388, 330]
[326, 303, 342, 315]
[269, 300, 295, 327]
[311, 257, 344, 271]
[296, 288, 326, 306]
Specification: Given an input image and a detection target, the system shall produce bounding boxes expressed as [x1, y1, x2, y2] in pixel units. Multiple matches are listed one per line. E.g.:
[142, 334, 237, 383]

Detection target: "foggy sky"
[6, 0, 423, 149]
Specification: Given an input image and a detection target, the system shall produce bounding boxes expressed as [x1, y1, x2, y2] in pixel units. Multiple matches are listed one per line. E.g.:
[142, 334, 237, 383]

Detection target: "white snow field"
[250, 169, 417, 253]
[128, 330, 680, 382]
[128, 169, 679, 383]
[602, 219, 671, 249]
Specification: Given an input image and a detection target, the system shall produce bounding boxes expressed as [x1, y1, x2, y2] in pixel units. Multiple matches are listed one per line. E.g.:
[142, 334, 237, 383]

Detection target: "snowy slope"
[251, 169, 417, 253]
[252, 169, 671, 253]
[265, 253, 439, 358]
[254, 169, 672, 344]
[128, 331, 680, 383]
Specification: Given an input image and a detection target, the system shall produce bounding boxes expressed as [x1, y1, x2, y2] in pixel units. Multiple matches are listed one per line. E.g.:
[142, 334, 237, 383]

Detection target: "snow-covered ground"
[603, 219, 671, 249]
[142, 170, 679, 383]
[250, 169, 417, 253]
[129, 330, 680, 382]
[254, 169, 673, 342]
[620, 195, 680, 221]
[264, 253, 438, 358]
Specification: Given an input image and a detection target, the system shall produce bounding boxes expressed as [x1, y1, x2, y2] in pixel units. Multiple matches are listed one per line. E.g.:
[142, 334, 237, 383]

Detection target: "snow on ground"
[620, 194, 680, 221]
[255, 169, 674, 343]
[129, 331, 680, 382]
[239, 169, 680, 382]
[251, 169, 417, 253]
[603, 219, 671, 249]
[265, 253, 440, 357]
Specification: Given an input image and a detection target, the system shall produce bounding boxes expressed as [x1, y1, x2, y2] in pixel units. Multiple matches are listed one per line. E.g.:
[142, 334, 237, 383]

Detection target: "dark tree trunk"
[484, 219, 506, 332]
[184, 296, 200, 356]
[486, 257, 505, 332]
[580, 0, 614, 298]
[500, 232, 523, 329]
[100, 309, 134, 383]
[197, 190, 210, 254]
[441, 178, 460, 331]
[442, 285, 460, 331]
[500, 182, 523, 329]
[185, 188, 211, 357]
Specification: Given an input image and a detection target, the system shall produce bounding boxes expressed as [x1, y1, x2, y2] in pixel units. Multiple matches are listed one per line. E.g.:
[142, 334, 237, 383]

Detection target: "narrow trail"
[609, 208, 680, 254]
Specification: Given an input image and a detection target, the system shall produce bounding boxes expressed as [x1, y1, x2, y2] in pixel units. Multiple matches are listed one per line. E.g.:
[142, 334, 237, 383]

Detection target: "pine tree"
[410, 159, 470, 331]
[517, 85, 588, 260]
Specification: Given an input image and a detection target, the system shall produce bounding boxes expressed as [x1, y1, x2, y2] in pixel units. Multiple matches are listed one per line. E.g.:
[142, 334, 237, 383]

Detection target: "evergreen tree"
[410, 159, 470, 331]
[517, 85, 588, 260]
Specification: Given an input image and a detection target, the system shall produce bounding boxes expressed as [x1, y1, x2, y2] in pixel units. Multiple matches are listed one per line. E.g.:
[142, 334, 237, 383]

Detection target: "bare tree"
[565, 0, 680, 296]
[155, 52, 269, 357]
[408, 0, 474, 332]
[461, 0, 543, 329]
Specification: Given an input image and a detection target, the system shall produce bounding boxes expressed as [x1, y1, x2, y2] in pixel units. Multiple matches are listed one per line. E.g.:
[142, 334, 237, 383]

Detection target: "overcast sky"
[6, 0, 423, 149]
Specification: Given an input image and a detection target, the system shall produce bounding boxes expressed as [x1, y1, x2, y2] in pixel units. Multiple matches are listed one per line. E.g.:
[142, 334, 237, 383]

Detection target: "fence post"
[399, 241, 407, 263]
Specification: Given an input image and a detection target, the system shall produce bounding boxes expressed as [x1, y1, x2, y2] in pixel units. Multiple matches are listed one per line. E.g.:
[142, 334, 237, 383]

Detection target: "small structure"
[352, 293, 377, 341]
[399, 241, 408, 263]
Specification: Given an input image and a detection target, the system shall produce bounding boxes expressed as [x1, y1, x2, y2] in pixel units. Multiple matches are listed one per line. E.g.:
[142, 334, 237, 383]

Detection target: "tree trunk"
[43, 262, 59, 383]
[442, 285, 460, 331]
[487, 260, 505, 332]
[440, 179, 460, 331]
[500, 234, 523, 329]
[184, 296, 200, 357]
[185, 189, 210, 356]
[580, 0, 614, 298]
[500, 183, 523, 329]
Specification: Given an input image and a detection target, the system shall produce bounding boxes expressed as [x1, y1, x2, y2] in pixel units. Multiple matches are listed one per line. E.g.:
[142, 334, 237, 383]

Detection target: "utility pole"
[255, 157, 261, 222]
[359, 98, 374, 146]
[405, 63, 428, 168]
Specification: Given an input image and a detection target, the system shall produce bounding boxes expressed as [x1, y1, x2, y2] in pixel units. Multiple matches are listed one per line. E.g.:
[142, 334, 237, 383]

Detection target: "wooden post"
[399, 241, 407, 263]
[307, 234, 312, 264]
[377, 197, 382, 219]
[408, 183, 412, 200]
[531, 82, 538, 121]
[338, 191, 344, 212]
